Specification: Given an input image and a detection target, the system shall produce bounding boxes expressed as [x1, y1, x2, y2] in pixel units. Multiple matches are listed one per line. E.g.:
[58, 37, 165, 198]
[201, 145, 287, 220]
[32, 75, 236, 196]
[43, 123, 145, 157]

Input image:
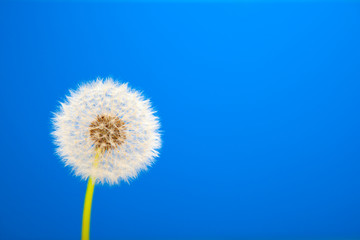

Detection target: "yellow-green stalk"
[82, 148, 101, 240]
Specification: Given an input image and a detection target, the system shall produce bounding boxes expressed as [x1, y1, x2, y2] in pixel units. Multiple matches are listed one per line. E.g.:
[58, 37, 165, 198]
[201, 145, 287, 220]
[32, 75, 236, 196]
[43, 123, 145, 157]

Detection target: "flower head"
[52, 78, 161, 185]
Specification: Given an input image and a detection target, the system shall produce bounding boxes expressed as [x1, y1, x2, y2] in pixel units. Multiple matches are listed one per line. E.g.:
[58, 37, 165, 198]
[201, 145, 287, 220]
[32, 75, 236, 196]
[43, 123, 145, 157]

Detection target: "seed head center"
[89, 114, 126, 152]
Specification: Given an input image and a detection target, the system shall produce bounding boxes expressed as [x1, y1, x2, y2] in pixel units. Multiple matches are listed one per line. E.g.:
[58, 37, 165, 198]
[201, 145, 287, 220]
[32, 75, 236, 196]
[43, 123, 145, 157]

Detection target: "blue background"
[0, 2, 360, 240]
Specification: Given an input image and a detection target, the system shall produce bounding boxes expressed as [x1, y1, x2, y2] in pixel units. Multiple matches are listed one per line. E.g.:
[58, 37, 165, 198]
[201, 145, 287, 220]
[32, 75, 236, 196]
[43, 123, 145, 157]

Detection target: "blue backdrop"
[0, 2, 360, 240]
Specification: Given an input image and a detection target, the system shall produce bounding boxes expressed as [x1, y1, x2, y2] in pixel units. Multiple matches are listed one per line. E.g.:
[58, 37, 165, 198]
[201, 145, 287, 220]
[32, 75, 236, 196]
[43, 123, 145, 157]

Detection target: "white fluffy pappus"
[52, 78, 161, 185]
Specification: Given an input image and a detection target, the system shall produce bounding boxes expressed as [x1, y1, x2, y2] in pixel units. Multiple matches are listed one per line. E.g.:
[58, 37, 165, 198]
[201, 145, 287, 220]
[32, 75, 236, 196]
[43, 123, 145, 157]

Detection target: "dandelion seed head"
[52, 78, 161, 185]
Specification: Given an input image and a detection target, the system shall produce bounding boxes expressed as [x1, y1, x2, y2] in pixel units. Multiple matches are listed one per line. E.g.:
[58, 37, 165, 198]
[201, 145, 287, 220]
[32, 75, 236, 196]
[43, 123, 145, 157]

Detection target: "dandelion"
[52, 78, 161, 240]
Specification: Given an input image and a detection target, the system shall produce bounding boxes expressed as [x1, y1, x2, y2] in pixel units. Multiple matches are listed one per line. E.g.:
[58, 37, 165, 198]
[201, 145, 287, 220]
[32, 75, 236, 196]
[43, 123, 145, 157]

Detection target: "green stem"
[82, 148, 101, 240]
[82, 177, 95, 240]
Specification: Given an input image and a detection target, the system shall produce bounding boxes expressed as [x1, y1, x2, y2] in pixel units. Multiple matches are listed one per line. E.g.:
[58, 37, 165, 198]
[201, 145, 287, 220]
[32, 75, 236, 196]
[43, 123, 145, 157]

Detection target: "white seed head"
[52, 78, 161, 185]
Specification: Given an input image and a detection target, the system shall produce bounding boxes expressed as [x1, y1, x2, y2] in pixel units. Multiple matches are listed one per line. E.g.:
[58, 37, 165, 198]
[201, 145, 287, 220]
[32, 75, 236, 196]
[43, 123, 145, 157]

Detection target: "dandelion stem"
[82, 177, 95, 240]
[82, 149, 101, 240]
